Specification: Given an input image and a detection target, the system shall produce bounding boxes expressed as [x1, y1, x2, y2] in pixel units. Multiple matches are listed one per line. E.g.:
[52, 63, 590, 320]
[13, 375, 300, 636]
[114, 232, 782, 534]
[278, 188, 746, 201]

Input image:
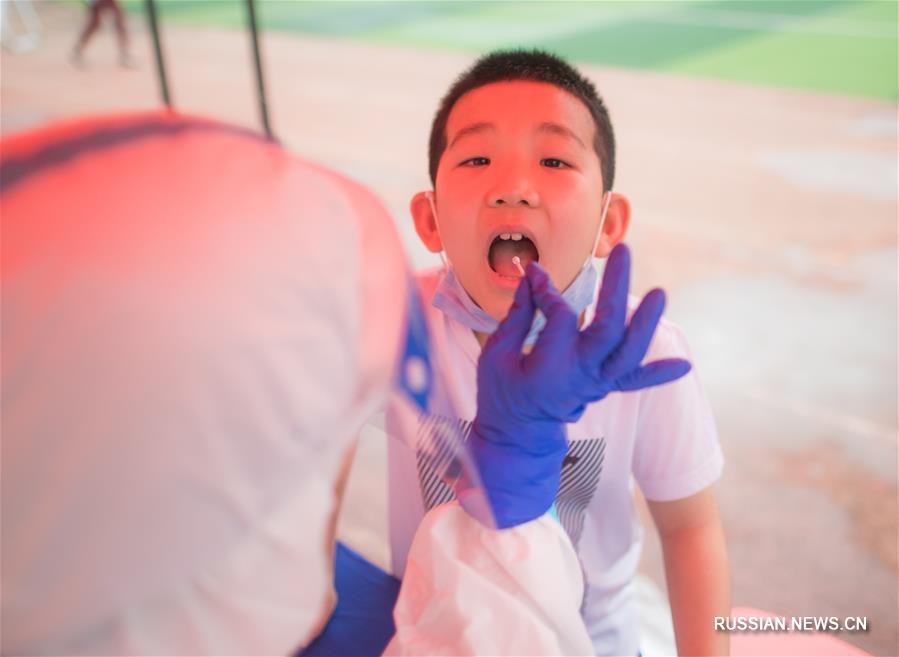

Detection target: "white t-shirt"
[387, 267, 724, 657]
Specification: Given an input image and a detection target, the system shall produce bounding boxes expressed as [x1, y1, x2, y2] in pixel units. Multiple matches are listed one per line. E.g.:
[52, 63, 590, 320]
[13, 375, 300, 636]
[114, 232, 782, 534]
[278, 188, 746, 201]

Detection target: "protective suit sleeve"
[383, 502, 594, 657]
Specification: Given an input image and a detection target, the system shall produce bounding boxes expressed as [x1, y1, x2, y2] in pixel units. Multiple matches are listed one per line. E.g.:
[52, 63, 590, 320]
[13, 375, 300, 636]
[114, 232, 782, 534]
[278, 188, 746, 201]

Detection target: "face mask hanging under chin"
[429, 191, 613, 347]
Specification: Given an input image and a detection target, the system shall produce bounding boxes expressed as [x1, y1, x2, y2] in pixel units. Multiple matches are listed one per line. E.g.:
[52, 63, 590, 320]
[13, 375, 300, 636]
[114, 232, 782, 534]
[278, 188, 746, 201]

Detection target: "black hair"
[428, 49, 616, 192]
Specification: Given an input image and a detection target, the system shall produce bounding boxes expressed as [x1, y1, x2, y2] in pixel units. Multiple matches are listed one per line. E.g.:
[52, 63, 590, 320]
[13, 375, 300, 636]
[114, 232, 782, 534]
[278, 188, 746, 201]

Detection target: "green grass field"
[129, 0, 897, 100]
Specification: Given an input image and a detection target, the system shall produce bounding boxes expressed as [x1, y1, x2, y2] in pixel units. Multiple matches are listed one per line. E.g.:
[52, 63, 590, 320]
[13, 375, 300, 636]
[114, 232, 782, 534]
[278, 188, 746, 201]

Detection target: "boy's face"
[424, 81, 609, 322]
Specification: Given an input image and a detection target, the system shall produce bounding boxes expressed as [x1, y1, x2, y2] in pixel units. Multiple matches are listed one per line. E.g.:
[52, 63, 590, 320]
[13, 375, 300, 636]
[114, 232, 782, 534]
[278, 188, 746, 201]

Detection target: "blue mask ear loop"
[579, 190, 613, 325]
[587, 190, 614, 270]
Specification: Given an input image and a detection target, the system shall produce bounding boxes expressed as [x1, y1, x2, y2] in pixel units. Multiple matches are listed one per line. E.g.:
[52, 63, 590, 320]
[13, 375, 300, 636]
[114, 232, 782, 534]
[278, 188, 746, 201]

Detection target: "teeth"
[511, 233, 522, 241]
[498, 232, 525, 241]
[500, 233, 511, 240]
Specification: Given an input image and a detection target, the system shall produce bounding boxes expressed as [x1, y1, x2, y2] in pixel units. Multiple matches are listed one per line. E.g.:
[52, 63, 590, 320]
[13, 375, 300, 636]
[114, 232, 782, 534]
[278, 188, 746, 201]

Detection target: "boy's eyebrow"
[537, 122, 586, 150]
[448, 122, 495, 149]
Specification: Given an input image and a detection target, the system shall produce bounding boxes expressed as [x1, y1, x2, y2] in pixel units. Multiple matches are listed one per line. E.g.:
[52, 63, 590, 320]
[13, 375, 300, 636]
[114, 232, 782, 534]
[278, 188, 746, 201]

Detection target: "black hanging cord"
[145, 0, 172, 108]
[245, 0, 273, 139]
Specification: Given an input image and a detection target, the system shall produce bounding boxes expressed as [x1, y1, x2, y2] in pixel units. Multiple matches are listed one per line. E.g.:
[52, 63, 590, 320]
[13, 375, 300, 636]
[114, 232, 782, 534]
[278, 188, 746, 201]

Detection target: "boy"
[386, 50, 730, 656]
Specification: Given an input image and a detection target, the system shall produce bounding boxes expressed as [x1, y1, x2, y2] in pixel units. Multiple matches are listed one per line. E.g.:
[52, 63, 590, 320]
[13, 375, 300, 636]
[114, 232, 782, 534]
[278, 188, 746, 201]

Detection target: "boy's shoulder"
[414, 266, 445, 302]
[651, 318, 692, 363]
[591, 293, 694, 363]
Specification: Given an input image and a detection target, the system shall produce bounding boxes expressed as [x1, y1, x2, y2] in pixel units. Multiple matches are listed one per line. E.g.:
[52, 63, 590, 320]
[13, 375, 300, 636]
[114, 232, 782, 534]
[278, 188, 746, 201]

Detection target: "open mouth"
[488, 232, 539, 278]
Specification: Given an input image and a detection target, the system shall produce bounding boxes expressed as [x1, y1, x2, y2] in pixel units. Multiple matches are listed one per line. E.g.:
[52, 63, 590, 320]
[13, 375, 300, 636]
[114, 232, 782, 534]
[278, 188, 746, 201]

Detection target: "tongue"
[489, 238, 538, 277]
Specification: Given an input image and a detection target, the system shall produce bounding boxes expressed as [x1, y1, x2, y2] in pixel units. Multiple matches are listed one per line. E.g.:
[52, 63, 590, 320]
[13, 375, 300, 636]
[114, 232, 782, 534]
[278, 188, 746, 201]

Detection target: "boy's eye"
[461, 156, 490, 167]
[541, 158, 570, 169]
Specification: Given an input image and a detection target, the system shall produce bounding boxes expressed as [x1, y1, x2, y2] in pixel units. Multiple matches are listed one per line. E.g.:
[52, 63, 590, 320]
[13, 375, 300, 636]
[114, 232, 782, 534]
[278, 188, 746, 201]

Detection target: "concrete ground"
[2, 2, 896, 655]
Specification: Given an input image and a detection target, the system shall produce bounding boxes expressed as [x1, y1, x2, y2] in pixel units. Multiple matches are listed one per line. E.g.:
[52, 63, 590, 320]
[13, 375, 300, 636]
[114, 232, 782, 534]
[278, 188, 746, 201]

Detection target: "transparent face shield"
[393, 275, 496, 528]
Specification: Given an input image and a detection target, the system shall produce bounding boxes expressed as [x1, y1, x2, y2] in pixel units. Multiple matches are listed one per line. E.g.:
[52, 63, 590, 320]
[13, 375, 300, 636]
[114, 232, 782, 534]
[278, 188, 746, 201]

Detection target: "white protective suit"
[386, 503, 593, 656]
[1, 111, 591, 656]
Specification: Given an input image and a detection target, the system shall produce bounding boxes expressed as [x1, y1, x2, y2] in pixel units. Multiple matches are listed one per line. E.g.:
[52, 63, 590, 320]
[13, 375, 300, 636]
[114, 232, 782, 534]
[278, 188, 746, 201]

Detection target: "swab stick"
[512, 256, 525, 276]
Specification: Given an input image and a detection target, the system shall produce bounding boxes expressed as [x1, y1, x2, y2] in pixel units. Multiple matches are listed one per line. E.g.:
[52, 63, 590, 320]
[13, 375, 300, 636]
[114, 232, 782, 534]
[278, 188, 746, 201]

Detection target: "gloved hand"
[467, 243, 691, 529]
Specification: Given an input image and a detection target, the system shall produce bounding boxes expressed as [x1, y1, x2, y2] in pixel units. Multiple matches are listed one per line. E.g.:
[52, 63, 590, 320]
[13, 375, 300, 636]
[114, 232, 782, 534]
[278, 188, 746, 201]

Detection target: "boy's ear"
[594, 192, 631, 258]
[410, 191, 444, 253]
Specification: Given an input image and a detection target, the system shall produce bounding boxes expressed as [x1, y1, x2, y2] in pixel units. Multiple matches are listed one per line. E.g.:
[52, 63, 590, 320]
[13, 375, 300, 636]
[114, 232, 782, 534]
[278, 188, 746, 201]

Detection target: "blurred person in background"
[0, 0, 43, 54]
[71, 0, 135, 68]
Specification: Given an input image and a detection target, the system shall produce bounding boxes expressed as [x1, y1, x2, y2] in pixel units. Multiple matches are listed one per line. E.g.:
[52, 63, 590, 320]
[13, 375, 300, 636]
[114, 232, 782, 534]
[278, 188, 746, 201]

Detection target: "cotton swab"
[512, 256, 525, 276]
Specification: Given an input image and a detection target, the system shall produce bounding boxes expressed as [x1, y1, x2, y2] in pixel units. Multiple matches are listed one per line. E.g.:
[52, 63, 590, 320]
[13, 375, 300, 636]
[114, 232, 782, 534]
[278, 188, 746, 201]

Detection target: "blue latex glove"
[468, 243, 691, 529]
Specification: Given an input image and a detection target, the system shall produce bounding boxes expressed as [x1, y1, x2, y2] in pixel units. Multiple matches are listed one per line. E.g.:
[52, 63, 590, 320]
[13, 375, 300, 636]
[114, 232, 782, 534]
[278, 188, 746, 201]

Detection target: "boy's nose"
[487, 184, 540, 208]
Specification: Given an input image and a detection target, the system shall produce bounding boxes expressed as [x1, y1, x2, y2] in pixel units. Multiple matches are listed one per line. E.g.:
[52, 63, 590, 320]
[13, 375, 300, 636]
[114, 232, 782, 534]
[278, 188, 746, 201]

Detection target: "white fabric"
[2, 141, 407, 655]
[385, 502, 594, 657]
[387, 267, 724, 657]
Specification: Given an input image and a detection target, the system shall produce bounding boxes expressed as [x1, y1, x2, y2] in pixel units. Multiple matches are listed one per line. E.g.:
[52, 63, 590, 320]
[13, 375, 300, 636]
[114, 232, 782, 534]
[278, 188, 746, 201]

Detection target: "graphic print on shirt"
[415, 414, 605, 547]
[556, 437, 605, 547]
[415, 414, 470, 512]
